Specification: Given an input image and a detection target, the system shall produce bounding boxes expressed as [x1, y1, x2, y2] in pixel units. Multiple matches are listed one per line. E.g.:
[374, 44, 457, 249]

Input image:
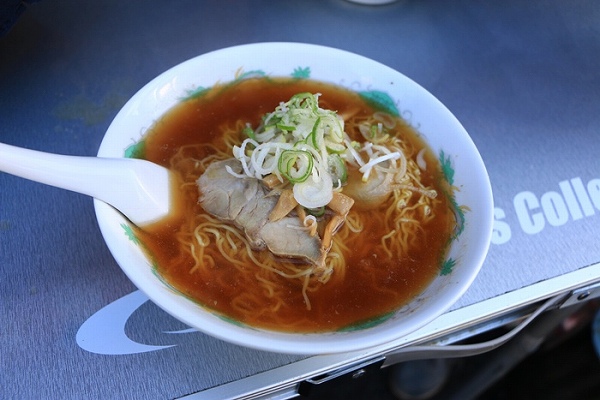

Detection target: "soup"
[135, 77, 456, 332]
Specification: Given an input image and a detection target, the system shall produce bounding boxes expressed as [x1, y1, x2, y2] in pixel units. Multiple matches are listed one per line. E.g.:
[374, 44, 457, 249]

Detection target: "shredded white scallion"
[229, 92, 411, 210]
[359, 152, 402, 182]
[230, 93, 346, 208]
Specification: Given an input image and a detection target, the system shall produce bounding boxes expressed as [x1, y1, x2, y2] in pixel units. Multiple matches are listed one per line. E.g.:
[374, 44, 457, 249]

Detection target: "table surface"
[1, 1, 600, 399]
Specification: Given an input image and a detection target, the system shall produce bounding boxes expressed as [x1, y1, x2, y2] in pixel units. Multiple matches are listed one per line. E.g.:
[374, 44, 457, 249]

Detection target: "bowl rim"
[95, 42, 493, 354]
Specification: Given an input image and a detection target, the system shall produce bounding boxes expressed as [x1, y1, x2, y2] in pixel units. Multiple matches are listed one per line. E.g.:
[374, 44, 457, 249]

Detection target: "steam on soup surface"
[136, 77, 456, 333]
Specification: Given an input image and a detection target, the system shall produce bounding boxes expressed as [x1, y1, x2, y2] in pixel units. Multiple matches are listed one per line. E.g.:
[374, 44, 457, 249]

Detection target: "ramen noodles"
[135, 77, 456, 332]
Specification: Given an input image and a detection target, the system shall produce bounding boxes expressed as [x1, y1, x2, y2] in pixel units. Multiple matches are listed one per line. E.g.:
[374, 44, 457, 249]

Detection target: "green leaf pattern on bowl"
[120, 223, 140, 245]
[340, 311, 396, 332]
[358, 90, 400, 117]
[291, 66, 311, 79]
[439, 150, 455, 185]
[440, 257, 457, 276]
[183, 86, 211, 101]
[124, 139, 146, 159]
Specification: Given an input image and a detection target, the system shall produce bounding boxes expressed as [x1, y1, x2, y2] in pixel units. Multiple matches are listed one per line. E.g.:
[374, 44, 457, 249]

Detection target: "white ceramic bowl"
[96, 43, 493, 354]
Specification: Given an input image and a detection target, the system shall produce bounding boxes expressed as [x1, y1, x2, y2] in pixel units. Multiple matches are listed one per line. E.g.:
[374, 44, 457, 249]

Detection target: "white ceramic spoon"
[0, 142, 174, 226]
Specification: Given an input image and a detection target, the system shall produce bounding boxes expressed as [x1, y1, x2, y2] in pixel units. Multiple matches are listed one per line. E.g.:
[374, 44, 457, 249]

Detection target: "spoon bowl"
[0, 142, 174, 226]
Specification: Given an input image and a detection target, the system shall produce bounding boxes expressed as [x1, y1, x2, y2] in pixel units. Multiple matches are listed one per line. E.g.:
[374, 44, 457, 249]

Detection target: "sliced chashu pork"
[197, 158, 324, 267]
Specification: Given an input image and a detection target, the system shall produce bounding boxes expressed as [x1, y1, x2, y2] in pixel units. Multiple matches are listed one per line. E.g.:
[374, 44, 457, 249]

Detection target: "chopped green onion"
[243, 125, 256, 140]
[328, 154, 347, 185]
[233, 92, 348, 208]
[309, 117, 321, 149]
[306, 206, 325, 217]
[278, 149, 313, 183]
[370, 124, 378, 137]
[276, 123, 296, 131]
[325, 139, 346, 154]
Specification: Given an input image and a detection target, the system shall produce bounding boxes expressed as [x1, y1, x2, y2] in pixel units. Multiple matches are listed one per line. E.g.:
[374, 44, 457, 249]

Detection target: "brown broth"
[137, 78, 455, 332]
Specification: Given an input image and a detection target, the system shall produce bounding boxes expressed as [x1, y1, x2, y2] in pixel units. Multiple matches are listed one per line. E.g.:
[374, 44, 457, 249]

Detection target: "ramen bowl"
[96, 42, 493, 354]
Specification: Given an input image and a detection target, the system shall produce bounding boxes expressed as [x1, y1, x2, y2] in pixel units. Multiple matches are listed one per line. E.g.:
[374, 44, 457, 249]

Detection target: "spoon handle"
[0, 142, 172, 225]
